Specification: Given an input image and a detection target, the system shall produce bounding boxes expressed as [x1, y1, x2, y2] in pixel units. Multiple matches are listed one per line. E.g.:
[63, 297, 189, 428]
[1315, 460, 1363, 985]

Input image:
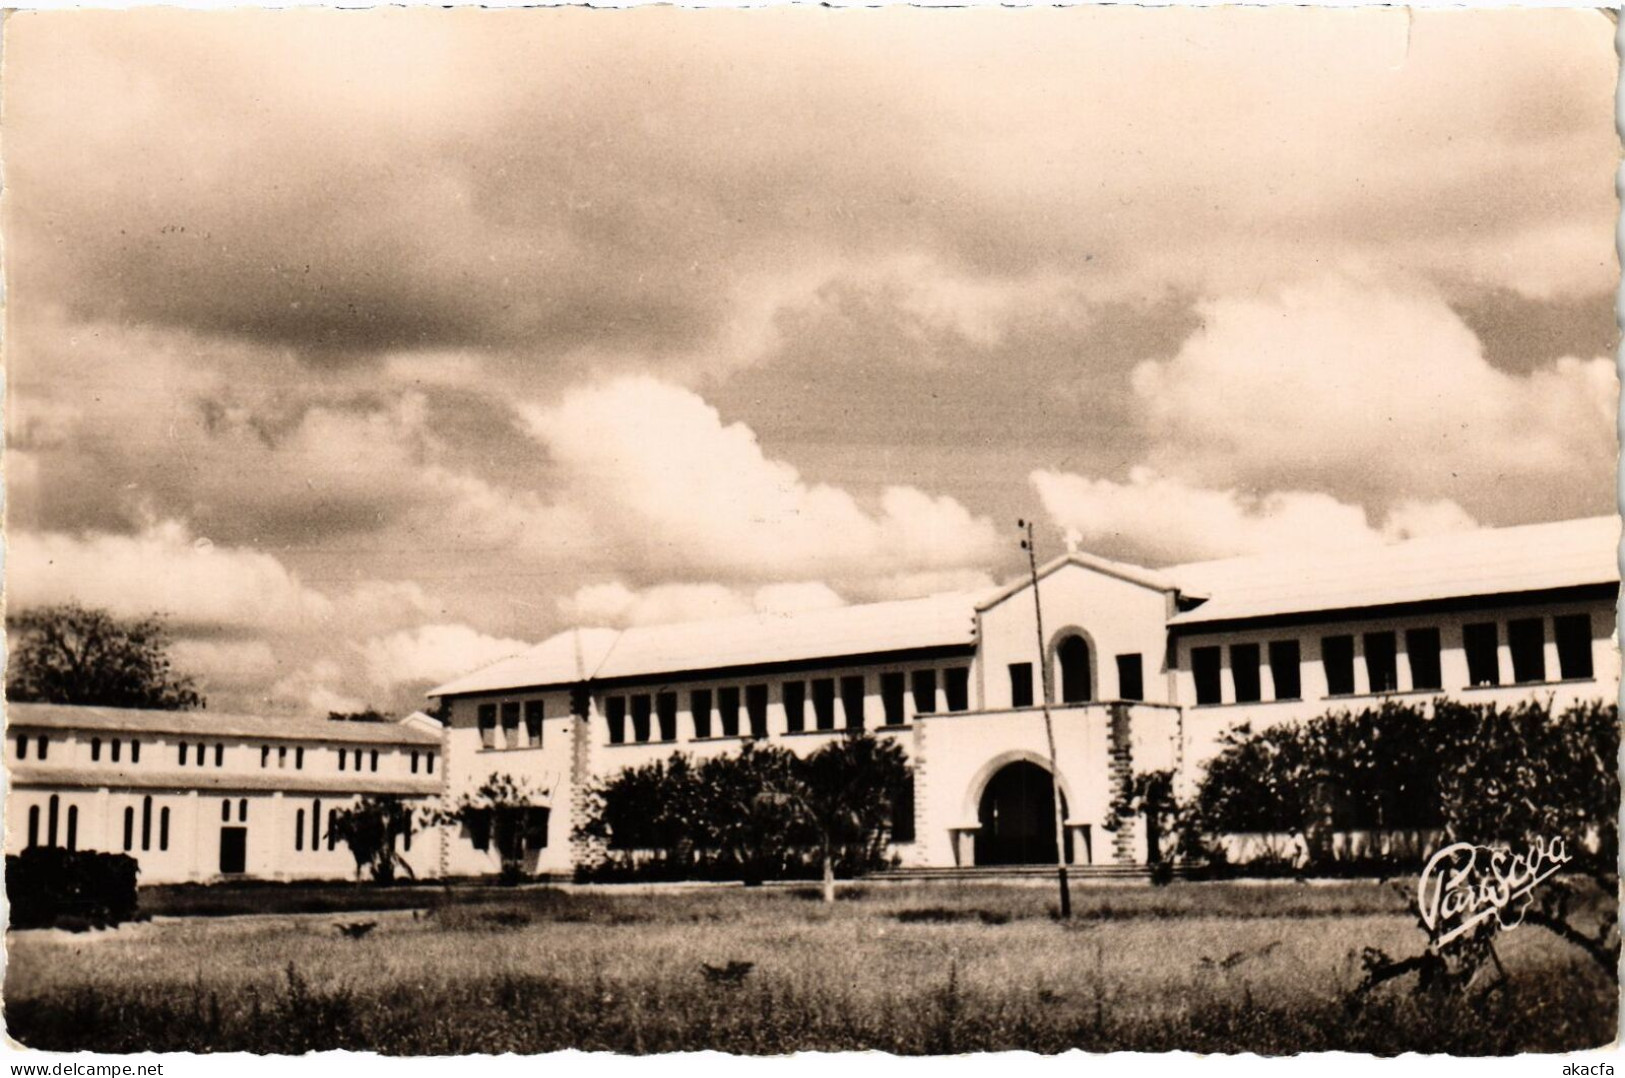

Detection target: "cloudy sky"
[4, 7, 1618, 716]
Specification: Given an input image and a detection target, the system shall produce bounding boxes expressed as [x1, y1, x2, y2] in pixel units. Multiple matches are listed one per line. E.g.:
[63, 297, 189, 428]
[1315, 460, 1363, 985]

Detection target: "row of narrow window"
[15, 735, 50, 761]
[88, 737, 141, 764]
[260, 745, 306, 769]
[1190, 613, 1595, 706]
[25, 796, 77, 851]
[1004, 649, 1145, 707]
[116, 796, 170, 853]
[603, 667, 972, 746]
[178, 742, 227, 767]
[477, 700, 545, 750]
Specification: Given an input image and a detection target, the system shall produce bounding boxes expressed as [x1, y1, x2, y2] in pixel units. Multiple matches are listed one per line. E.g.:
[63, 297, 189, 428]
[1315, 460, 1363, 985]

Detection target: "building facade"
[7, 516, 1618, 882]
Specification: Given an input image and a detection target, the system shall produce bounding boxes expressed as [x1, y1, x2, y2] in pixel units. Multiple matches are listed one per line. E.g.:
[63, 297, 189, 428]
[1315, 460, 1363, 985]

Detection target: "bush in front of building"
[1186, 697, 1619, 878]
[576, 734, 912, 893]
[6, 846, 141, 930]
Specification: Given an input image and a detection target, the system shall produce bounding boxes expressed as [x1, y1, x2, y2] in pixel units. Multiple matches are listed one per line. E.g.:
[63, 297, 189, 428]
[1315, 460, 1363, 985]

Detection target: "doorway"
[975, 761, 1072, 865]
[219, 827, 247, 875]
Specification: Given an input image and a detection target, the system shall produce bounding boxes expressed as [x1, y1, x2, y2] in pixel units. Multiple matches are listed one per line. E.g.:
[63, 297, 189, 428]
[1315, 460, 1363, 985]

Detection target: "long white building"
[6, 515, 1618, 882]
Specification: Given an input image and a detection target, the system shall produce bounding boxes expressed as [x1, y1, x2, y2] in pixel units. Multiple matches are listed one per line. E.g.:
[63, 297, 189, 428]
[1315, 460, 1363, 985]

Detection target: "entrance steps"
[871, 863, 1154, 882]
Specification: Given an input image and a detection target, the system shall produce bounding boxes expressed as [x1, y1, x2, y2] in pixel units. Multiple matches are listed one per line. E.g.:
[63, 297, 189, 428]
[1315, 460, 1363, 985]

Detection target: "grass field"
[5, 880, 1615, 1055]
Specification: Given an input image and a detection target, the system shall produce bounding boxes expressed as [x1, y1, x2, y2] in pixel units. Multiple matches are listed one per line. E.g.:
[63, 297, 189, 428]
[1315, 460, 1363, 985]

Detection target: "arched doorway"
[1057, 634, 1092, 703]
[975, 761, 1072, 865]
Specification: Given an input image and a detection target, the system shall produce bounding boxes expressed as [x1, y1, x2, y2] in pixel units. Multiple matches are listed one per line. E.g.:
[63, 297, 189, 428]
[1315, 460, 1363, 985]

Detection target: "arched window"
[1057, 635, 1093, 704]
[296, 809, 305, 851]
[141, 796, 153, 851]
[91, 737, 102, 762]
[66, 806, 78, 852]
[160, 808, 170, 851]
[47, 795, 59, 847]
[26, 806, 39, 848]
[123, 807, 135, 851]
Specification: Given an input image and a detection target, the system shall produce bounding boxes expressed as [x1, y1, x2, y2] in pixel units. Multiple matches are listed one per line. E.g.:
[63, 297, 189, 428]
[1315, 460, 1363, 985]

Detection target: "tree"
[7, 604, 202, 711]
[761, 734, 912, 902]
[327, 709, 391, 723]
[328, 796, 417, 885]
[427, 773, 550, 884]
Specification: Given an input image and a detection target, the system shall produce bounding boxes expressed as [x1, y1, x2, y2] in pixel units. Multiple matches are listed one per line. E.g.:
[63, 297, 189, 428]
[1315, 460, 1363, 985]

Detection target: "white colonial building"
[4, 705, 446, 882]
[7, 515, 1617, 882]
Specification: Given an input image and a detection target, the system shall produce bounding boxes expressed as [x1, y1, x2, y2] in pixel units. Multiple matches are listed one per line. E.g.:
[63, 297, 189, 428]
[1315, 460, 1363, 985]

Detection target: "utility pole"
[1019, 518, 1071, 920]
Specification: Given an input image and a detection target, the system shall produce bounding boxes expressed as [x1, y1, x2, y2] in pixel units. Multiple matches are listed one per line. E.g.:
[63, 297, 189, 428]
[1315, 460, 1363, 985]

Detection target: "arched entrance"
[1057, 635, 1092, 703]
[975, 761, 1073, 865]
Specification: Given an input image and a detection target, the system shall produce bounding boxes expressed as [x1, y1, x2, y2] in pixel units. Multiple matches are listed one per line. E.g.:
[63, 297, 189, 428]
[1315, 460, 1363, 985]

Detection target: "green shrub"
[7, 847, 140, 930]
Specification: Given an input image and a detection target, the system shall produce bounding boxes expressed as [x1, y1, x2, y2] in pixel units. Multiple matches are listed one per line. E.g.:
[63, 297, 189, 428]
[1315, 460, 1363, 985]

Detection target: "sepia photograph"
[0, 4, 1619, 1060]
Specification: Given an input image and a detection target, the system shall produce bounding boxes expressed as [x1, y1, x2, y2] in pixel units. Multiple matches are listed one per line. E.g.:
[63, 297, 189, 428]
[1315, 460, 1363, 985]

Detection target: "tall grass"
[6, 881, 1614, 1055]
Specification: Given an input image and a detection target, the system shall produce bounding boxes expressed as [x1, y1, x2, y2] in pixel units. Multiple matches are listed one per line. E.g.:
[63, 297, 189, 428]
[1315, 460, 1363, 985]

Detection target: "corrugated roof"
[430, 593, 981, 697]
[6, 765, 443, 796]
[1166, 515, 1620, 627]
[428, 627, 620, 697]
[975, 550, 1185, 612]
[5, 702, 444, 746]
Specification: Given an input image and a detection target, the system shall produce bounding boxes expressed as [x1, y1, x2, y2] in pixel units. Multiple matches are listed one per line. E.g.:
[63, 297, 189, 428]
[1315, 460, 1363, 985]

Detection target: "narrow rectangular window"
[1116, 654, 1145, 702]
[691, 689, 714, 738]
[123, 807, 134, 851]
[338, 750, 347, 771]
[370, 750, 379, 772]
[1230, 643, 1262, 703]
[630, 695, 653, 743]
[295, 747, 304, 770]
[944, 667, 970, 712]
[1463, 623, 1500, 687]
[892, 775, 916, 844]
[47, 796, 59, 848]
[524, 700, 544, 746]
[911, 669, 938, 714]
[222, 799, 232, 823]
[718, 687, 741, 738]
[196, 744, 205, 767]
[141, 796, 152, 852]
[779, 683, 803, 734]
[214, 744, 224, 767]
[501, 701, 522, 749]
[158, 808, 169, 852]
[1508, 618, 1546, 684]
[27, 806, 39, 849]
[811, 679, 836, 730]
[14, 735, 24, 761]
[410, 750, 419, 774]
[177, 742, 186, 766]
[1555, 614, 1594, 680]
[1363, 631, 1398, 694]
[426, 752, 434, 774]
[1009, 663, 1034, 708]
[478, 703, 498, 749]
[328, 810, 338, 851]
[312, 800, 322, 850]
[1405, 628, 1442, 691]
[881, 672, 907, 725]
[658, 691, 681, 741]
[240, 798, 249, 822]
[130, 740, 139, 764]
[1322, 635, 1356, 696]
[1192, 646, 1223, 705]
[66, 806, 78, 852]
[840, 676, 866, 731]
[261, 745, 270, 768]
[296, 809, 305, 851]
[92, 738, 102, 762]
[38, 736, 48, 761]
[606, 696, 628, 744]
[113, 739, 123, 764]
[1268, 640, 1302, 700]
[745, 685, 769, 738]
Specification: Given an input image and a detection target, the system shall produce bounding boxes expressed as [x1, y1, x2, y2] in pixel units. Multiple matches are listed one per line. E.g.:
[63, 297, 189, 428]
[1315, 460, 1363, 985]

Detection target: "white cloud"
[558, 578, 847, 627]
[7, 519, 334, 632]
[521, 376, 1000, 584]
[359, 623, 531, 690]
[1031, 466, 1478, 564]
[270, 661, 367, 717]
[1128, 279, 1615, 519]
